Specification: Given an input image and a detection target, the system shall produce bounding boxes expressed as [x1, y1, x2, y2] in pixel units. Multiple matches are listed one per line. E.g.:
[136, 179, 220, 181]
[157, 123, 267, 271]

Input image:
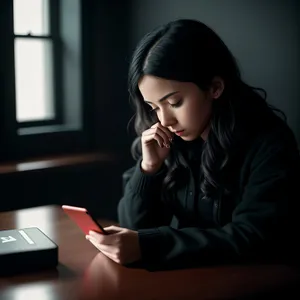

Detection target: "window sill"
[0, 152, 118, 174]
[18, 125, 80, 135]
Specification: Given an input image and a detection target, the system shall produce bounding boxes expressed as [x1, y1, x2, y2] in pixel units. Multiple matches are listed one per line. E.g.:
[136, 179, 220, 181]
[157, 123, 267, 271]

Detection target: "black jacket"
[118, 116, 300, 271]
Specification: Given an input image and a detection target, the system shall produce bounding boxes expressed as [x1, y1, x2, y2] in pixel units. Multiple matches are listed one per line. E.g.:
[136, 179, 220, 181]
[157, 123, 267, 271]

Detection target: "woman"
[86, 19, 300, 271]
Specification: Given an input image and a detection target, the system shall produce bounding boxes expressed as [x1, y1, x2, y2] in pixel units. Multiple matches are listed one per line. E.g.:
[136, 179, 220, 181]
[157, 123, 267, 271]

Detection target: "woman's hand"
[86, 226, 141, 265]
[141, 122, 174, 173]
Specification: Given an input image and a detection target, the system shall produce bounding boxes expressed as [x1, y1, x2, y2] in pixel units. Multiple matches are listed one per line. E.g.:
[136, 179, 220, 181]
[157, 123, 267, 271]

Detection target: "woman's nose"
[159, 111, 176, 127]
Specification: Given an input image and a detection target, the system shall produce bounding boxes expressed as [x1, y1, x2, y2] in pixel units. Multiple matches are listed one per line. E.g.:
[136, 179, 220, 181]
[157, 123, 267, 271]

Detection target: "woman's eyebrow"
[144, 91, 180, 104]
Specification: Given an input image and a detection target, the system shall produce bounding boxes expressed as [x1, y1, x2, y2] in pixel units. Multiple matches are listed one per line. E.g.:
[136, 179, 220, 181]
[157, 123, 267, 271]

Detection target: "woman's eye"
[148, 99, 182, 113]
[150, 107, 158, 112]
[170, 99, 183, 108]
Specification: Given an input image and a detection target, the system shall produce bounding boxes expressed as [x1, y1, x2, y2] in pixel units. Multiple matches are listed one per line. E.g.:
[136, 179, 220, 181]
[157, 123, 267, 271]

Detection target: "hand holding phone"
[62, 205, 107, 235]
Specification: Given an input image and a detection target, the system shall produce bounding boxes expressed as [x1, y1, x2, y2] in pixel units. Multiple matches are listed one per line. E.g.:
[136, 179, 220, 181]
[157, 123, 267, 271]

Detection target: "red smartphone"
[62, 205, 108, 235]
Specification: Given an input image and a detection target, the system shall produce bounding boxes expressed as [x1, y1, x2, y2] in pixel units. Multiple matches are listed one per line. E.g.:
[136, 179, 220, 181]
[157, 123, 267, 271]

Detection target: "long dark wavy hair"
[127, 19, 286, 201]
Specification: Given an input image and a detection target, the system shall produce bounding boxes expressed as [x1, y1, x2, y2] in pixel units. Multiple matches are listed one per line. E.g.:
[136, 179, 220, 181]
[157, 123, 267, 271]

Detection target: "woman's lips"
[175, 130, 185, 136]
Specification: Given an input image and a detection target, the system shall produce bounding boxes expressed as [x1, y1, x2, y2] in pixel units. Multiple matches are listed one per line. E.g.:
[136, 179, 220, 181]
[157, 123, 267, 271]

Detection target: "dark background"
[0, 0, 299, 222]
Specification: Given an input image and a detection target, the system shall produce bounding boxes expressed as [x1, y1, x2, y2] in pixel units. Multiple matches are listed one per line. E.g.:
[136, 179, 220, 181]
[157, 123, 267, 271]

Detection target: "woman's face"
[138, 75, 218, 141]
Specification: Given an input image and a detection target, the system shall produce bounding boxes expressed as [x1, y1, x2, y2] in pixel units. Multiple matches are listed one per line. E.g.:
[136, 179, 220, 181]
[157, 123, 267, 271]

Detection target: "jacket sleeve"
[137, 129, 300, 270]
[117, 159, 173, 230]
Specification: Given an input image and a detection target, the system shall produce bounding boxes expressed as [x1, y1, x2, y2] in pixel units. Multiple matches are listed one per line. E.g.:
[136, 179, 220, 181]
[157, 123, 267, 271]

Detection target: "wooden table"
[0, 205, 299, 299]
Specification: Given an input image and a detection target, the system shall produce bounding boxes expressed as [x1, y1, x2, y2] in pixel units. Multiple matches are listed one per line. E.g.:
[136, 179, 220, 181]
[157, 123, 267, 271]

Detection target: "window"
[13, 0, 57, 125]
[0, 0, 93, 162]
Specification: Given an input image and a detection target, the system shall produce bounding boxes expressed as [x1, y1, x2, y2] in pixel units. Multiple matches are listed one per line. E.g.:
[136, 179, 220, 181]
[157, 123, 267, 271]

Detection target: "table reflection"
[77, 252, 192, 300]
[77, 252, 300, 300]
[78, 253, 121, 299]
[0, 283, 56, 300]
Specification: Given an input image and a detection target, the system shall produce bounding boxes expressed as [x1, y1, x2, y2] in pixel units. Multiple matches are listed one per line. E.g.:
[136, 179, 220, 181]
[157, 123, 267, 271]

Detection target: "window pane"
[14, 38, 54, 122]
[14, 0, 49, 35]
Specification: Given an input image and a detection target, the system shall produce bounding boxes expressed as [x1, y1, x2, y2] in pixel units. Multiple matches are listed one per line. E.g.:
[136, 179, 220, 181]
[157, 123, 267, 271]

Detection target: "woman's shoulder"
[255, 114, 296, 147]
[242, 114, 299, 167]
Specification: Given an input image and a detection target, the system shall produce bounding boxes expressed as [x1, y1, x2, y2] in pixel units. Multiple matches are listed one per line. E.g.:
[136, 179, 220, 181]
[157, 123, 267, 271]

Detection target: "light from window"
[14, 0, 49, 35]
[14, 39, 54, 122]
[13, 0, 54, 123]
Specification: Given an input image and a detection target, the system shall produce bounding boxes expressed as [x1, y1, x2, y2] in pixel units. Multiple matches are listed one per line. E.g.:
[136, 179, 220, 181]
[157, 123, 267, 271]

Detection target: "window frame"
[14, 0, 63, 128]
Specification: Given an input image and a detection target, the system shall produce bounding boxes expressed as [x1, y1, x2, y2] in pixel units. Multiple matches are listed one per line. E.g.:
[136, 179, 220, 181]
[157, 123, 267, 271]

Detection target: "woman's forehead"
[138, 75, 188, 102]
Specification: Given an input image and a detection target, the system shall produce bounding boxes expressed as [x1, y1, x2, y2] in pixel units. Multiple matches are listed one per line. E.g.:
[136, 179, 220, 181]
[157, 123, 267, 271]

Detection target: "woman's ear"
[209, 76, 225, 99]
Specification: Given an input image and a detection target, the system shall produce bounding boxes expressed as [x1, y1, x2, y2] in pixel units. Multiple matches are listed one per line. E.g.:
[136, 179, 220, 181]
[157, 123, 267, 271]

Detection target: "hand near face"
[141, 122, 174, 173]
[86, 226, 141, 265]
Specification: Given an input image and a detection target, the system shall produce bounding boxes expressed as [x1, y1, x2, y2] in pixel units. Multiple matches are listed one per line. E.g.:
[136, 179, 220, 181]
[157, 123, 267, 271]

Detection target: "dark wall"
[2, 1, 299, 222]
[126, 0, 300, 145]
[88, 0, 134, 160]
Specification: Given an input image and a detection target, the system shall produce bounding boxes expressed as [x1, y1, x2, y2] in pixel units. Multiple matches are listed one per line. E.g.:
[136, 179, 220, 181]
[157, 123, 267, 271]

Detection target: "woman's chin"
[180, 134, 197, 141]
